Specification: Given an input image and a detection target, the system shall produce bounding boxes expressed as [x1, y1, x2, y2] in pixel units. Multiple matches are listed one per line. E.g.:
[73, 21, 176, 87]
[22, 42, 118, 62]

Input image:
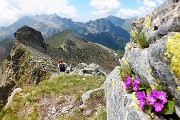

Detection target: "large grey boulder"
[122, 48, 157, 86]
[142, 1, 180, 43]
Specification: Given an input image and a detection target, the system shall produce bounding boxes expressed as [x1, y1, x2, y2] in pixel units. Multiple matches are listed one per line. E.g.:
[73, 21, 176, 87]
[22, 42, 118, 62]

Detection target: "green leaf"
[138, 85, 148, 90]
[154, 86, 164, 91]
[162, 100, 174, 115]
[146, 88, 151, 95]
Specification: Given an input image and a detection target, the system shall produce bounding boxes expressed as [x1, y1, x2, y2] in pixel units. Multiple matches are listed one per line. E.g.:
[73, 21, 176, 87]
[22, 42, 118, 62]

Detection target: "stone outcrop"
[0, 26, 56, 106]
[14, 26, 50, 52]
[131, 0, 180, 44]
[71, 63, 106, 76]
[0, 81, 15, 106]
[106, 0, 180, 120]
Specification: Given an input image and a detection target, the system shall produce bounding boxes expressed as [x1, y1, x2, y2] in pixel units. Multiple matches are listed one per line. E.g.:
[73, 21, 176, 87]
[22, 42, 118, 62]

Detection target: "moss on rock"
[166, 33, 180, 80]
[145, 13, 153, 29]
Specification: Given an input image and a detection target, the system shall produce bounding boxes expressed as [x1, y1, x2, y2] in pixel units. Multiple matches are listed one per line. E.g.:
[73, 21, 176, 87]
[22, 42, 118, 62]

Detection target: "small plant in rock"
[119, 61, 132, 82]
[123, 76, 175, 116]
[135, 30, 149, 48]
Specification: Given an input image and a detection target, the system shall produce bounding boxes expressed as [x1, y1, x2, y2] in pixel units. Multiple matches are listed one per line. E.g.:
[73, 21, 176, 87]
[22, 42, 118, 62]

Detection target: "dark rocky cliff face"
[106, 0, 180, 120]
[0, 26, 55, 106]
[14, 26, 50, 52]
[14, 26, 44, 48]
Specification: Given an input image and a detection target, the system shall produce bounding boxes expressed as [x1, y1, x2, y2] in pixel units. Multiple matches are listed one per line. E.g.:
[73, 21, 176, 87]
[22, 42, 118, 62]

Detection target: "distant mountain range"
[0, 14, 133, 50]
[106, 15, 134, 32]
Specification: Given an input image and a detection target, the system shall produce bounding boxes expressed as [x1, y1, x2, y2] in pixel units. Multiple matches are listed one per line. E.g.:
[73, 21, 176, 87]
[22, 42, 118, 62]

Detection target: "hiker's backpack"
[59, 63, 65, 72]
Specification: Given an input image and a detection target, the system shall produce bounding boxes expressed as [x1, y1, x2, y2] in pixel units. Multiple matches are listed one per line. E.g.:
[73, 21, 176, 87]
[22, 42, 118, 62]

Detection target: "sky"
[0, 0, 167, 26]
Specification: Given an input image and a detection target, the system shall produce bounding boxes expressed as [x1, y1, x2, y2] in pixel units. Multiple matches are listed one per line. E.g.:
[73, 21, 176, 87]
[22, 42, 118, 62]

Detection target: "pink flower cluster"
[147, 90, 167, 112]
[124, 76, 140, 91]
[124, 76, 167, 112]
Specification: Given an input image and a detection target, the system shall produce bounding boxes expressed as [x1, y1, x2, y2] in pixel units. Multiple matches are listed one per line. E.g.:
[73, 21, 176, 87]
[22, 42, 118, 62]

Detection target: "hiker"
[58, 59, 67, 72]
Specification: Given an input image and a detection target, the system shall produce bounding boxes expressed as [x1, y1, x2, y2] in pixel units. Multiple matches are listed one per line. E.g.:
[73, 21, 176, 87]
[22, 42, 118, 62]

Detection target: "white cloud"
[116, 0, 167, 19]
[0, 0, 77, 26]
[143, 0, 157, 8]
[117, 7, 147, 19]
[89, 0, 120, 17]
[154, 0, 166, 4]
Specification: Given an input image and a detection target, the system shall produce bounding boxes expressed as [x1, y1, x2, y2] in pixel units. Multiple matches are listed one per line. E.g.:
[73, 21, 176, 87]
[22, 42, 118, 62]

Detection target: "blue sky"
[0, 0, 166, 26]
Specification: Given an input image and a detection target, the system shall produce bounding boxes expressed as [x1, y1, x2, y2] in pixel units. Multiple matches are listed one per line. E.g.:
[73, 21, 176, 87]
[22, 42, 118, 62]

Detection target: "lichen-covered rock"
[148, 33, 180, 100]
[122, 32, 180, 117]
[106, 0, 180, 119]
[122, 47, 157, 86]
[142, 1, 180, 43]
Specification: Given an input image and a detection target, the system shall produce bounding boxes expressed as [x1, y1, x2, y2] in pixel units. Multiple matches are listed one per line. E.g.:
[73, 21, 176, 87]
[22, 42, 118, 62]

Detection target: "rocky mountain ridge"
[0, 26, 56, 106]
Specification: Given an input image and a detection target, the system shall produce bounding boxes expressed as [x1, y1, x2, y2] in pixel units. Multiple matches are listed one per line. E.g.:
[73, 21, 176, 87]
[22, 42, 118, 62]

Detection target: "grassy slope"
[0, 39, 13, 64]
[45, 29, 87, 48]
[0, 74, 106, 120]
[45, 30, 69, 48]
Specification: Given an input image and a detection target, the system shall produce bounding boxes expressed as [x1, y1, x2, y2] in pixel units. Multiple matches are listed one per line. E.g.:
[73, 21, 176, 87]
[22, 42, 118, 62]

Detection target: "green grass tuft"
[120, 60, 132, 81]
[135, 31, 149, 48]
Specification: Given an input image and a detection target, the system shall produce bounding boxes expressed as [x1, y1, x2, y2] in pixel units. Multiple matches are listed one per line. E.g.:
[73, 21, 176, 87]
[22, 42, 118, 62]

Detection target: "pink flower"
[134, 78, 140, 85]
[124, 76, 132, 90]
[140, 99, 146, 110]
[156, 91, 167, 104]
[133, 78, 140, 91]
[147, 90, 167, 112]
[154, 102, 164, 112]
[133, 84, 139, 91]
[136, 91, 146, 99]
[151, 90, 158, 97]
[147, 94, 156, 105]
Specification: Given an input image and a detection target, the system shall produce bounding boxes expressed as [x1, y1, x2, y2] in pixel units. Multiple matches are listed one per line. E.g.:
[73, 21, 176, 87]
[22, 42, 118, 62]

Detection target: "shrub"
[135, 31, 149, 48]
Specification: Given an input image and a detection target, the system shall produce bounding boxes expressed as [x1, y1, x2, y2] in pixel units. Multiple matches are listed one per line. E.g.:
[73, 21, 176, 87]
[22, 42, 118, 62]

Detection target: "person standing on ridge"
[58, 59, 67, 72]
